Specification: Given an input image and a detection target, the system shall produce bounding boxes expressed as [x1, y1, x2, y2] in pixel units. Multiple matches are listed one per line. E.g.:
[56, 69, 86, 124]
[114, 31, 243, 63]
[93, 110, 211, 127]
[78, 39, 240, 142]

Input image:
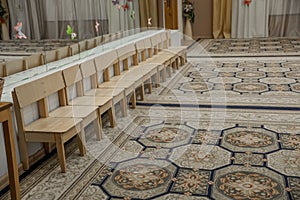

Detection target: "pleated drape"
[0, 0, 10, 40]
[138, 0, 159, 28]
[231, 0, 269, 38]
[269, 0, 300, 37]
[213, 0, 232, 39]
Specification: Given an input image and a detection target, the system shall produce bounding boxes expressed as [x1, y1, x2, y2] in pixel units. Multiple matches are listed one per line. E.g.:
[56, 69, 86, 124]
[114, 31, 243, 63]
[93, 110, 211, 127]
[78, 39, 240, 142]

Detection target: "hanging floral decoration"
[182, 0, 195, 23]
[95, 21, 100, 33]
[66, 25, 77, 40]
[14, 22, 27, 39]
[130, 10, 135, 20]
[244, 0, 252, 6]
[112, 0, 132, 11]
[112, 0, 135, 21]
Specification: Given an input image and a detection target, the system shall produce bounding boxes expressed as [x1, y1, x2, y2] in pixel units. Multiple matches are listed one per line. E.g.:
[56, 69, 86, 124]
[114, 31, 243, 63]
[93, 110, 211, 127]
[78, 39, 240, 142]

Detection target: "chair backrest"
[79, 59, 98, 91]
[116, 43, 138, 68]
[166, 30, 172, 47]
[69, 43, 79, 56]
[13, 71, 65, 109]
[86, 38, 96, 50]
[160, 31, 168, 49]
[24, 53, 44, 69]
[135, 39, 146, 62]
[4, 59, 25, 76]
[62, 64, 83, 103]
[143, 38, 153, 58]
[79, 40, 87, 52]
[94, 50, 118, 82]
[95, 36, 103, 46]
[102, 34, 110, 43]
[135, 39, 145, 54]
[44, 50, 57, 63]
[56, 46, 70, 59]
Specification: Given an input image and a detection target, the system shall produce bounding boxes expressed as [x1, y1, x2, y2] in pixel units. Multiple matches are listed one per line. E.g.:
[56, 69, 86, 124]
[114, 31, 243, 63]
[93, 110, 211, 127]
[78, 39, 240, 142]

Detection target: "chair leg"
[131, 91, 136, 108]
[108, 106, 116, 128]
[94, 112, 102, 140]
[140, 84, 145, 101]
[77, 124, 86, 156]
[121, 97, 128, 117]
[18, 131, 30, 170]
[43, 142, 52, 154]
[148, 79, 152, 94]
[55, 135, 66, 173]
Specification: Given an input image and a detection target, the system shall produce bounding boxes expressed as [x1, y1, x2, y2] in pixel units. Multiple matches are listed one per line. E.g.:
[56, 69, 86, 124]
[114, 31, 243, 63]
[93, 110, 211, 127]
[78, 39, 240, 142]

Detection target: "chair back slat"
[25, 53, 44, 69]
[4, 59, 25, 76]
[62, 64, 82, 87]
[94, 50, 118, 72]
[80, 60, 96, 79]
[116, 43, 136, 61]
[14, 71, 65, 108]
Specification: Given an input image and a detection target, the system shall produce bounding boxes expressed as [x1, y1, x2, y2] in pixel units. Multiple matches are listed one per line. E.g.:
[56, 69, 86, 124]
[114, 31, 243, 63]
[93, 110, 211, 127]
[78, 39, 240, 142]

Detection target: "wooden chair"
[162, 31, 187, 67]
[4, 59, 25, 76]
[95, 36, 103, 46]
[114, 43, 160, 96]
[24, 53, 44, 69]
[69, 43, 80, 56]
[44, 50, 58, 63]
[94, 51, 137, 108]
[79, 40, 87, 53]
[56, 46, 70, 60]
[12, 71, 85, 173]
[79, 59, 128, 117]
[62, 64, 116, 129]
[86, 38, 96, 50]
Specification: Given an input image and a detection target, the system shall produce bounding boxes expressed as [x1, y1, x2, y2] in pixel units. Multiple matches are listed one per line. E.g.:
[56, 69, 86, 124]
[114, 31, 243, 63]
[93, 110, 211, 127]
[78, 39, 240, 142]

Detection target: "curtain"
[139, 0, 159, 28]
[231, 0, 269, 38]
[213, 0, 232, 39]
[7, 0, 140, 40]
[108, 0, 140, 34]
[269, 0, 300, 37]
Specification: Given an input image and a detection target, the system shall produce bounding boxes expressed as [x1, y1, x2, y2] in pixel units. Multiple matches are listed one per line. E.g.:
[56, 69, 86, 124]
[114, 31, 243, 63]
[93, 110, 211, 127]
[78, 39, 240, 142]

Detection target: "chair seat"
[85, 88, 124, 97]
[25, 117, 82, 133]
[70, 96, 112, 107]
[99, 80, 135, 89]
[49, 106, 98, 118]
[164, 46, 187, 55]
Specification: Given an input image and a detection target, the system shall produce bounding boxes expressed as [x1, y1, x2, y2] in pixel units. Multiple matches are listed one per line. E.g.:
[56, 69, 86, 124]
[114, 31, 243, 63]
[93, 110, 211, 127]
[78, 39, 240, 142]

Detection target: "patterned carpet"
[1, 37, 300, 200]
[190, 38, 300, 57]
[1, 107, 299, 200]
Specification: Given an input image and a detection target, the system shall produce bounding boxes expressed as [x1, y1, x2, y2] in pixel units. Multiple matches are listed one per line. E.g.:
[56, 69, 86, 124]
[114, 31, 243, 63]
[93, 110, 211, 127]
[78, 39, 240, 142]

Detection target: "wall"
[192, 0, 213, 39]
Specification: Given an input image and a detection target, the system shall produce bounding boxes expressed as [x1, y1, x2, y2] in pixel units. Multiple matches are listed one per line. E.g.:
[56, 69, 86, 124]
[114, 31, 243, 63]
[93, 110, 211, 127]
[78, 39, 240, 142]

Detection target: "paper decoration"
[148, 18, 152, 26]
[112, 0, 132, 10]
[95, 21, 100, 33]
[14, 22, 27, 39]
[244, 0, 252, 6]
[112, 0, 119, 5]
[130, 10, 135, 20]
[66, 25, 77, 40]
[123, 3, 129, 10]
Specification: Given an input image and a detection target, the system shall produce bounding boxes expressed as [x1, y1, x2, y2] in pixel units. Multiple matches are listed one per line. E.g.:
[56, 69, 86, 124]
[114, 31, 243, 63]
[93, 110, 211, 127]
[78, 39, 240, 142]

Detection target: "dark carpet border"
[136, 102, 300, 111]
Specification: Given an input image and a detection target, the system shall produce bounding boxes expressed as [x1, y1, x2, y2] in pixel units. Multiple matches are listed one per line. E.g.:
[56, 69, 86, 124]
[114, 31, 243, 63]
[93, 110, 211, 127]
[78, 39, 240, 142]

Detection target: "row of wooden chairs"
[12, 30, 187, 173]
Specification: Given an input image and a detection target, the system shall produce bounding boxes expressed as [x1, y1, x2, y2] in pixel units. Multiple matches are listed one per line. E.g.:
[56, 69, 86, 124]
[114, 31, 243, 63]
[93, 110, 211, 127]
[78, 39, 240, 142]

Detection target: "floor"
[1, 37, 300, 200]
